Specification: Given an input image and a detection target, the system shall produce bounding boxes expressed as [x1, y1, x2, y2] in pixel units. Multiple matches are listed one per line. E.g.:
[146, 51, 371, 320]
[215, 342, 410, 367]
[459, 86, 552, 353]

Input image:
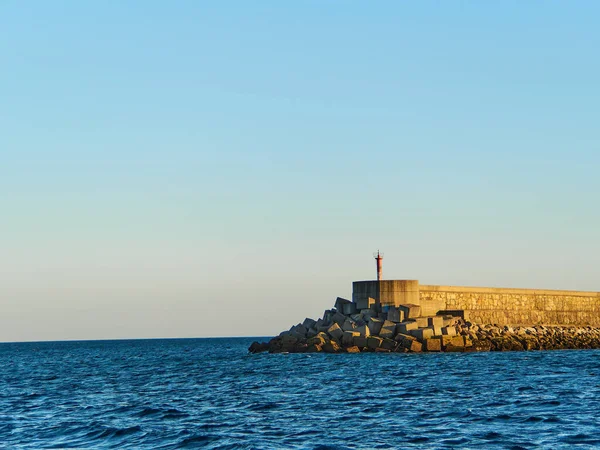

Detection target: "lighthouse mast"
[374, 250, 383, 281]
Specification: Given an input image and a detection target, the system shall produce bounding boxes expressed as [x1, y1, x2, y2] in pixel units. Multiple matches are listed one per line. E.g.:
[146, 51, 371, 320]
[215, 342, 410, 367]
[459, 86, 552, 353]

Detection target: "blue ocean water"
[1, 338, 600, 449]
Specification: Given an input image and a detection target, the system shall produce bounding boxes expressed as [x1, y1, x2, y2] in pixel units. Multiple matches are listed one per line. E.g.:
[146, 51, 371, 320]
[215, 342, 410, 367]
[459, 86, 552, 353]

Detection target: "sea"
[1, 338, 599, 449]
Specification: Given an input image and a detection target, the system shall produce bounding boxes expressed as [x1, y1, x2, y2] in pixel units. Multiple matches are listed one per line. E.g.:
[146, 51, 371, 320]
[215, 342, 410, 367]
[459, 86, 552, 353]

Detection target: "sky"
[1, 1, 599, 342]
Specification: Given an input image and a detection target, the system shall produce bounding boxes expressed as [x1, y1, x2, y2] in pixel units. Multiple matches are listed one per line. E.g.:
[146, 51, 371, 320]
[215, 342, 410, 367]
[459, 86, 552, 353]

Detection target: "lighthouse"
[374, 250, 383, 281]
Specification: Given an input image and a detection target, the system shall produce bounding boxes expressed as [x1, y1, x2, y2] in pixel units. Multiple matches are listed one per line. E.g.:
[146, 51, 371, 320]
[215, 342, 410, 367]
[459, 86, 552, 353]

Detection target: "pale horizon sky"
[2, 1, 599, 342]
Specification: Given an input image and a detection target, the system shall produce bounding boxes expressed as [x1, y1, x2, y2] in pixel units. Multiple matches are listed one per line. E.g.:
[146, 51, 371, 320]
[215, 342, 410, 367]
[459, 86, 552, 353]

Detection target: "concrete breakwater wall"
[353, 280, 600, 327]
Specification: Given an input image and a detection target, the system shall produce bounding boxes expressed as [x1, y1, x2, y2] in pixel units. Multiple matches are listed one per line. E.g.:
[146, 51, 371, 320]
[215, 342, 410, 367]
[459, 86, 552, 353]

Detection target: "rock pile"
[248, 297, 600, 354]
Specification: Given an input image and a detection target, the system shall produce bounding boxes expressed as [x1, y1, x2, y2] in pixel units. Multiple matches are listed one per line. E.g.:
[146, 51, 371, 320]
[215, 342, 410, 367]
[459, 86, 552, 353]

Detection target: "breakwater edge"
[249, 296, 600, 354]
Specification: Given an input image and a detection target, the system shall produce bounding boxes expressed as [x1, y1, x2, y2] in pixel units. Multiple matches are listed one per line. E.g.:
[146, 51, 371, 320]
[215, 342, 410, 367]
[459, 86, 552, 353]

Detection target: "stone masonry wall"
[419, 285, 600, 327]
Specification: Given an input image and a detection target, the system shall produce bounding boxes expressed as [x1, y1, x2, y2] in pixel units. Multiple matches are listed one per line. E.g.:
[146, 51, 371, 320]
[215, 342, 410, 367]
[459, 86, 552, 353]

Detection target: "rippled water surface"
[2, 338, 600, 449]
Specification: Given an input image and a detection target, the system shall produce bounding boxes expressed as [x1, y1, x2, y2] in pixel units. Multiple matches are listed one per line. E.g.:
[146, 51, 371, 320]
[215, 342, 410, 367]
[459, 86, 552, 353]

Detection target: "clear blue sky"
[1, 1, 599, 342]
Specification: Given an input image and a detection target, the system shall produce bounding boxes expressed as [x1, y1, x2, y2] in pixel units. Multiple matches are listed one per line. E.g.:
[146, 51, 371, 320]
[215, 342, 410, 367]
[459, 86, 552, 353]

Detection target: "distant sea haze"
[2, 338, 599, 448]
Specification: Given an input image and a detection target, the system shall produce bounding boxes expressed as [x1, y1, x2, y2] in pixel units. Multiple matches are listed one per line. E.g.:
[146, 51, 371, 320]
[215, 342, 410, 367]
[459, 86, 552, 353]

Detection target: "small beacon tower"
[374, 250, 383, 281]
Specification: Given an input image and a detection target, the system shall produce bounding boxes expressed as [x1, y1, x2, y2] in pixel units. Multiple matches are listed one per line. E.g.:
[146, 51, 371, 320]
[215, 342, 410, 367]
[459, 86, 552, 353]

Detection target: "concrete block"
[449, 335, 465, 347]
[306, 344, 322, 353]
[397, 321, 419, 334]
[342, 319, 357, 332]
[387, 308, 404, 323]
[280, 333, 298, 344]
[379, 326, 395, 339]
[343, 303, 358, 316]
[334, 297, 352, 312]
[289, 331, 305, 340]
[433, 326, 443, 337]
[375, 347, 391, 353]
[442, 326, 457, 336]
[444, 345, 464, 352]
[291, 324, 308, 335]
[424, 338, 442, 352]
[443, 317, 460, 327]
[382, 320, 397, 329]
[302, 318, 317, 329]
[410, 327, 434, 341]
[342, 331, 361, 346]
[416, 317, 429, 328]
[317, 325, 331, 333]
[381, 338, 397, 350]
[399, 304, 422, 320]
[290, 324, 308, 337]
[306, 328, 318, 338]
[322, 310, 335, 325]
[428, 316, 444, 328]
[353, 325, 371, 337]
[327, 323, 344, 341]
[361, 309, 377, 319]
[322, 341, 341, 353]
[441, 335, 453, 348]
[356, 324, 370, 337]
[346, 346, 361, 353]
[332, 312, 346, 326]
[353, 336, 368, 348]
[444, 335, 466, 351]
[367, 317, 384, 336]
[307, 334, 327, 346]
[367, 336, 383, 349]
[378, 312, 388, 321]
[379, 320, 397, 339]
[302, 317, 317, 330]
[356, 297, 376, 310]
[408, 340, 422, 352]
[395, 333, 416, 343]
[350, 313, 363, 322]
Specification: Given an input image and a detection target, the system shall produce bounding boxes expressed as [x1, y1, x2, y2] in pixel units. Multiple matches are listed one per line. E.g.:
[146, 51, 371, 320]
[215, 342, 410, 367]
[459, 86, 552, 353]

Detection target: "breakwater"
[249, 296, 600, 354]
